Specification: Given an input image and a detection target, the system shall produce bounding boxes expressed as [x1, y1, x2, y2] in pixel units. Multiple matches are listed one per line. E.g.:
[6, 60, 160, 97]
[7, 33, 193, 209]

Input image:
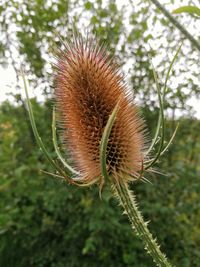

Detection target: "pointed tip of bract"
[54, 33, 146, 187]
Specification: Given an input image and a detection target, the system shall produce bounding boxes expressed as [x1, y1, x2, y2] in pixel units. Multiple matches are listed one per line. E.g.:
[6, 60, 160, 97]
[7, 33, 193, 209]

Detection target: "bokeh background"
[0, 0, 199, 266]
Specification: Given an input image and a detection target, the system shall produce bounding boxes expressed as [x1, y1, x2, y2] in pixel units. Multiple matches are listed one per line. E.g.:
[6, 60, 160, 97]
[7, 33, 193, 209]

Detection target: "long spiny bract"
[55, 36, 145, 186]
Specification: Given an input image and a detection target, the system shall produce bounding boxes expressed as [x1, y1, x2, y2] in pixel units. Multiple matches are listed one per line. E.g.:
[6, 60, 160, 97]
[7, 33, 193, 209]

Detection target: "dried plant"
[54, 37, 145, 188]
[22, 34, 181, 267]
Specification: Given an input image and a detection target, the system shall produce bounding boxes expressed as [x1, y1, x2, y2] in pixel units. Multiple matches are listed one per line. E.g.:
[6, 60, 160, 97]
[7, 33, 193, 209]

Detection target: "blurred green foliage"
[0, 0, 200, 266]
[0, 99, 199, 267]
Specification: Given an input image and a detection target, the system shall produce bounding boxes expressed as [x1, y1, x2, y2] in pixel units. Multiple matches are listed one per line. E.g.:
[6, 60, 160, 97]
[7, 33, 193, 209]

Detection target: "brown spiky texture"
[54, 35, 145, 186]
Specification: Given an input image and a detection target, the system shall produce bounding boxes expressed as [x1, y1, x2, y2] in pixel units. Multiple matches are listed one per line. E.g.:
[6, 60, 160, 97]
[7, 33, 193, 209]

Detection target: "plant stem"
[149, 0, 200, 52]
[113, 180, 172, 267]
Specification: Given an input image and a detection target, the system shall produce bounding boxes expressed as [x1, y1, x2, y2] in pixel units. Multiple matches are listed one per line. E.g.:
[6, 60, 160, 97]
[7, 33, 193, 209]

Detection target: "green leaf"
[84, 1, 93, 10]
[172, 6, 200, 17]
[91, 15, 99, 24]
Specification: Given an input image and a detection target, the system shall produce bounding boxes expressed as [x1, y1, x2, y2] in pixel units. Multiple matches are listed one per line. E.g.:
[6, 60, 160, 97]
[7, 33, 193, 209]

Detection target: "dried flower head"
[54, 35, 145, 186]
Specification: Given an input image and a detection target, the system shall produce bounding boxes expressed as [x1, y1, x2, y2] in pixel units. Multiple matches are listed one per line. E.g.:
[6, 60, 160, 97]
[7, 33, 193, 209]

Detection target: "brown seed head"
[55, 36, 145, 186]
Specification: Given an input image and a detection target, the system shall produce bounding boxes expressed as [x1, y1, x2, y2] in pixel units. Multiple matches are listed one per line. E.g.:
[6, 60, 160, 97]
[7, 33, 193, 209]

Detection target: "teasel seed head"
[54, 35, 146, 187]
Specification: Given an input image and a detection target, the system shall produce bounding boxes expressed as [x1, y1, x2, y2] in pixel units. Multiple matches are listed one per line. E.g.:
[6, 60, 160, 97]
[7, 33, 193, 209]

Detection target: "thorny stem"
[113, 180, 172, 267]
[100, 101, 172, 266]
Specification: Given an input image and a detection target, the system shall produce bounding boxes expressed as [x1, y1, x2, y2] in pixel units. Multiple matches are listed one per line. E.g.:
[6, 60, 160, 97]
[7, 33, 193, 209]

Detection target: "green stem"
[113, 180, 172, 267]
[149, 0, 200, 52]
